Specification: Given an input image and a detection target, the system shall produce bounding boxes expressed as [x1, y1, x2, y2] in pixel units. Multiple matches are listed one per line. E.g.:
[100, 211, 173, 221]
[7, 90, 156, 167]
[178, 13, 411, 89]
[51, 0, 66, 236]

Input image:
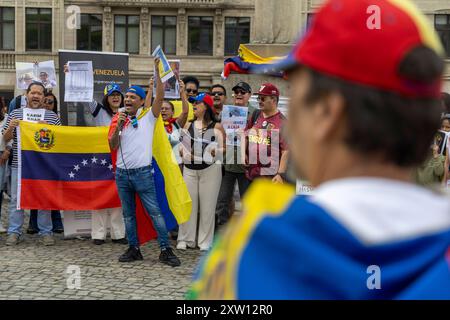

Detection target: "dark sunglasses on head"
[186, 89, 198, 94]
[212, 92, 225, 97]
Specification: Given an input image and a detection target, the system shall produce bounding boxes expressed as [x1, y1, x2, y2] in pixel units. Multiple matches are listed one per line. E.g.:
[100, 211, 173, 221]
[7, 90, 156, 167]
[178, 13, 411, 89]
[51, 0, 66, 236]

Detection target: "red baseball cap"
[255, 83, 280, 97]
[189, 93, 216, 113]
[276, 0, 445, 98]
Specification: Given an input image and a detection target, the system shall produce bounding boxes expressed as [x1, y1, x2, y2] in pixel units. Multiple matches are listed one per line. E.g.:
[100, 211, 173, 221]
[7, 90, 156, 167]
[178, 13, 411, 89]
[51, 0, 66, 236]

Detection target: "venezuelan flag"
[222, 44, 286, 79]
[17, 121, 121, 211]
[109, 108, 192, 245]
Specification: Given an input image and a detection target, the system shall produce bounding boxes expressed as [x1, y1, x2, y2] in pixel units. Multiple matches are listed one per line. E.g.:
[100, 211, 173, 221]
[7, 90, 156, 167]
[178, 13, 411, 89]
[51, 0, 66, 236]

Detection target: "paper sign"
[16, 60, 57, 90]
[152, 45, 175, 83]
[222, 105, 248, 146]
[23, 108, 45, 123]
[296, 180, 314, 195]
[64, 61, 94, 102]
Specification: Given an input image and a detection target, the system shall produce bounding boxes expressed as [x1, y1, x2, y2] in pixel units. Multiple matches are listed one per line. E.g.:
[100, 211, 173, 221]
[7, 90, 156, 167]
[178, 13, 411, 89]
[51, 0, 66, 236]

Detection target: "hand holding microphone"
[117, 111, 128, 136]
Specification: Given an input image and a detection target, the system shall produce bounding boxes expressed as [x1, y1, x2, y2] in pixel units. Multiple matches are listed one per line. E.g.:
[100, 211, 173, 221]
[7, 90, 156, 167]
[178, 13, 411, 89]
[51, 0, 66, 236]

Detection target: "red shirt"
[245, 111, 287, 181]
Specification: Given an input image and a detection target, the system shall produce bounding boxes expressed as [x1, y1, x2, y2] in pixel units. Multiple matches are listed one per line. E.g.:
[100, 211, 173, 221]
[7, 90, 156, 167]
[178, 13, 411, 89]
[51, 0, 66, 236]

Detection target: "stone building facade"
[0, 0, 449, 104]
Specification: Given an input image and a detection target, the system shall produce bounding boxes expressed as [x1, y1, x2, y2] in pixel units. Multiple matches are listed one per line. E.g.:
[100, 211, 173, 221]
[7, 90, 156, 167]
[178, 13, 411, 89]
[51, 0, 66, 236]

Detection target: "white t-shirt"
[116, 108, 157, 169]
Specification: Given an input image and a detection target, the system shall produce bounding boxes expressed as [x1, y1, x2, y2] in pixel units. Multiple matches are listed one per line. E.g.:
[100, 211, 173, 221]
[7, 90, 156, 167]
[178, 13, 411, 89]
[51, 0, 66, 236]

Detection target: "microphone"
[118, 111, 128, 136]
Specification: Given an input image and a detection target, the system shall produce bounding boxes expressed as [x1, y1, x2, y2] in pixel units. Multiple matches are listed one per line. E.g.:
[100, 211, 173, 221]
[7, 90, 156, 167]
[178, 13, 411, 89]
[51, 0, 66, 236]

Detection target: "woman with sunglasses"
[177, 93, 225, 251]
[182, 76, 200, 99]
[26, 92, 65, 234]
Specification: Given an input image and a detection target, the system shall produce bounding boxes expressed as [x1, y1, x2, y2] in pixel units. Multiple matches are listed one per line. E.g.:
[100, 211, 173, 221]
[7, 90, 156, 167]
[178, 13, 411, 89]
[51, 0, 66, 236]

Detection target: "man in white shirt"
[109, 71, 181, 267]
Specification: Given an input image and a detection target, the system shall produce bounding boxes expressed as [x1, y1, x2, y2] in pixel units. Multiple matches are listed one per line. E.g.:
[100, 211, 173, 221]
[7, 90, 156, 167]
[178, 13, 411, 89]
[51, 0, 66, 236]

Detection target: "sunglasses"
[212, 92, 225, 97]
[45, 99, 55, 104]
[234, 90, 248, 96]
[186, 89, 198, 94]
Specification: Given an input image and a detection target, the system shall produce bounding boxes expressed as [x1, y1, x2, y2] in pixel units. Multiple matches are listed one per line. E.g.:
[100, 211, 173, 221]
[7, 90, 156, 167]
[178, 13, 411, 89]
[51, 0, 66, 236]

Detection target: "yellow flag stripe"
[239, 44, 286, 65]
[20, 121, 111, 154]
[192, 180, 295, 299]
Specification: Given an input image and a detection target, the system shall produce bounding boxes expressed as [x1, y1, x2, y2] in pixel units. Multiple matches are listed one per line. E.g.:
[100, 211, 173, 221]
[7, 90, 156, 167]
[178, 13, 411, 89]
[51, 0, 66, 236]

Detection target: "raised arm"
[176, 80, 189, 128]
[151, 58, 164, 118]
[144, 77, 154, 109]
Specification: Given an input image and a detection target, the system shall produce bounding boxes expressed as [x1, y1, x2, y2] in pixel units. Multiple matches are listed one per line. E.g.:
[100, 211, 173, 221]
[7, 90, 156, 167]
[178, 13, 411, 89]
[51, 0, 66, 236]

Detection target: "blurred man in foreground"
[189, 0, 450, 299]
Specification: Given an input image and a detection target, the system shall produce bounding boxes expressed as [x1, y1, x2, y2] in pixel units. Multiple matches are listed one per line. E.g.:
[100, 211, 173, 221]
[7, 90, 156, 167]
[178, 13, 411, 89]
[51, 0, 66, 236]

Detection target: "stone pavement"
[0, 205, 205, 300]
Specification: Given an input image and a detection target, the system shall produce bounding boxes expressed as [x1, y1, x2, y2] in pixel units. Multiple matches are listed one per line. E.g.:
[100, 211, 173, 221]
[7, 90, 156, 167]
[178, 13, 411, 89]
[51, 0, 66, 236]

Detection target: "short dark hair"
[27, 82, 46, 94]
[182, 76, 200, 89]
[211, 84, 227, 96]
[302, 46, 444, 167]
[442, 92, 450, 114]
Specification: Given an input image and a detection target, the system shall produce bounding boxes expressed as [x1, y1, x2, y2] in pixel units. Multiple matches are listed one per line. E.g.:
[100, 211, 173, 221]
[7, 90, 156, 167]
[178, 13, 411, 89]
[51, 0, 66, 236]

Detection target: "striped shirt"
[2, 108, 61, 168]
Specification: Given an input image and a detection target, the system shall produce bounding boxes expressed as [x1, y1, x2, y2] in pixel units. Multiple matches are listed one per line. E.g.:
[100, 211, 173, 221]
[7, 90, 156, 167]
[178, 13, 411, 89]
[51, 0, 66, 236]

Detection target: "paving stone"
[0, 202, 204, 300]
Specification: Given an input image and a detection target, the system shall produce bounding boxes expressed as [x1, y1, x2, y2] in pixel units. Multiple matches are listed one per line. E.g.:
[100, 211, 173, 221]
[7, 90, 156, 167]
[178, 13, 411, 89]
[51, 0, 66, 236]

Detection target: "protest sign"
[152, 45, 175, 83]
[64, 61, 94, 102]
[22, 108, 45, 123]
[58, 50, 129, 126]
[221, 105, 248, 146]
[16, 60, 57, 90]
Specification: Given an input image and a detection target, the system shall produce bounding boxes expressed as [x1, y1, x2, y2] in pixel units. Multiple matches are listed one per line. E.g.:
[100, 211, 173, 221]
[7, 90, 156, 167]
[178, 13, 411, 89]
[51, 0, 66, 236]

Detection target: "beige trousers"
[178, 165, 222, 250]
[91, 208, 126, 240]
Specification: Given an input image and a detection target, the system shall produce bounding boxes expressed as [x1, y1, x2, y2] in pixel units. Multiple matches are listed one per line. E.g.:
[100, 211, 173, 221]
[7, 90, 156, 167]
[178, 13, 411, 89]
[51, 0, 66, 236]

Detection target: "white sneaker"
[176, 241, 187, 250]
[0, 222, 6, 233]
[199, 246, 211, 252]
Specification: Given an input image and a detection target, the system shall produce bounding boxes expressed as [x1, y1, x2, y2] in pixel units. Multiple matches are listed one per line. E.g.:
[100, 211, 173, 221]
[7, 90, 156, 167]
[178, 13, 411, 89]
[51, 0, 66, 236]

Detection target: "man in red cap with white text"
[244, 83, 288, 184]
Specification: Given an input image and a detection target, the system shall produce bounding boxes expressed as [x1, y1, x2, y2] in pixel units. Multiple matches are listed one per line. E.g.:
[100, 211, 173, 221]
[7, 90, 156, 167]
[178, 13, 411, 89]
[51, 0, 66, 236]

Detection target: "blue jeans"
[115, 166, 170, 249]
[29, 210, 63, 231]
[0, 158, 6, 219]
[8, 168, 52, 236]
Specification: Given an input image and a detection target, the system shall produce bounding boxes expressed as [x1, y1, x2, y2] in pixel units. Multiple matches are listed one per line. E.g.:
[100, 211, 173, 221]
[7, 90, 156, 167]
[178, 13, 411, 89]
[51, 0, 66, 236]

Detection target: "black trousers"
[215, 170, 250, 224]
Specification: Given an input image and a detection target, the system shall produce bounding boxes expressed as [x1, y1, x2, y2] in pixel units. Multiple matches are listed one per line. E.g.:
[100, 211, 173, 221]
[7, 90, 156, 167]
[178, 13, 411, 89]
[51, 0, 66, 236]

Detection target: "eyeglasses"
[45, 100, 54, 104]
[234, 90, 248, 96]
[186, 89, 198, 94]
[212, 92, 225, 97]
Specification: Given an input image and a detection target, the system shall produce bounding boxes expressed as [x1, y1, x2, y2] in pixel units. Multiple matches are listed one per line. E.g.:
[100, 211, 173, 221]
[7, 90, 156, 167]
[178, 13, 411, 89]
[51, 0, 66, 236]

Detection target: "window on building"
[0, 7, 14, 50]
[114, 15, 139, 54]
[436, 14, 450, 57]
[151, 16, 176, 55]
[77, 14, 102, 51]
[26, 8, 52, 51]
[188, 16, 213, 55]
[225, 17, 250, 56]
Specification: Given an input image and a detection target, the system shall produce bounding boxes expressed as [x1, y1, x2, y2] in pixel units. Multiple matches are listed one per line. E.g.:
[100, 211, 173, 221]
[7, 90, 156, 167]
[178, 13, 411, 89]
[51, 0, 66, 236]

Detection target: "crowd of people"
[0, 54, 292, 267]
[0, 0, 449, 300]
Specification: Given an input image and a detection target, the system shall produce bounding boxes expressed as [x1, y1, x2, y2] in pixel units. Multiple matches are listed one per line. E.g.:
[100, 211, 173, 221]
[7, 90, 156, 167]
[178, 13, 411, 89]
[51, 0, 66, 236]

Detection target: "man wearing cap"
[215, 81, 254, 226]
[245, 83, 288, 184]
[190, 0, 450, 299]
[109, 69, 181, 267]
